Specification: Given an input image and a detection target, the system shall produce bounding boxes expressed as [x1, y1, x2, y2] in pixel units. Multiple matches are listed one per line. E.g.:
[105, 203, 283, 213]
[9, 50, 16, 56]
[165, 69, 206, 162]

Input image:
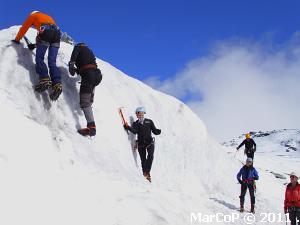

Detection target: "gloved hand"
[68, 61, 77, 76]
[28, 43, 36, 50]
[11, 39, 20, 44]
[238, 179, 243, 184]
[236, 147, 239, 150]
[123, 124, 129, 130]
[157, 129, 161, 135]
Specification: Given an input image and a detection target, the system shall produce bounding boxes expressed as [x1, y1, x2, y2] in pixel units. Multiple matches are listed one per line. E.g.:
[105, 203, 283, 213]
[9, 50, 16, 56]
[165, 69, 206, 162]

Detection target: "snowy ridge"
[224, 129, 300, 184]
[224, 129, 300, 154]
[224, 129, 300, 224]
[0, 26, 286, 225]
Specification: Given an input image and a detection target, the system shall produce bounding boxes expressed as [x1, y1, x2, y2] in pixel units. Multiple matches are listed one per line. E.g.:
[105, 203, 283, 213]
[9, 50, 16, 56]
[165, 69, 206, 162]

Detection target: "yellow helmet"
[245, 133, 251, 139]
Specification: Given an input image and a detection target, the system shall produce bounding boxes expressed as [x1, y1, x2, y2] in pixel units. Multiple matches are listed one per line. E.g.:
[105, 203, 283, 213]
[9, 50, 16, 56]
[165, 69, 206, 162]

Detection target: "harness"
[243, 167, 257, 192]
[288, 206, 300, 212]
[243, 179, 257, 192]
[243, 179, 254, 183]
[78, 64, 98, 74]
[39, 23, 59, 33]
[36, 23, 61, 47]
[145, 137, 155, 149]
[138, 137, 155, 149]
[244, 147, 255, 154]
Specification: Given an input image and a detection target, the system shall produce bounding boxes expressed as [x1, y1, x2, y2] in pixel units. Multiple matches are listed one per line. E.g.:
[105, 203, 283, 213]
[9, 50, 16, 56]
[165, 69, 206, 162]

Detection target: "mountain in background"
[60, 31, 75, 45]
[223, 129, 300, 185]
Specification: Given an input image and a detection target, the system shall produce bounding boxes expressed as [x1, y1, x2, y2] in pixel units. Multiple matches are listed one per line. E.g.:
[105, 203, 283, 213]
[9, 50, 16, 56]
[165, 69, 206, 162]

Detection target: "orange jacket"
[284, 182, 300, 210]
[15, 12, 56, 41]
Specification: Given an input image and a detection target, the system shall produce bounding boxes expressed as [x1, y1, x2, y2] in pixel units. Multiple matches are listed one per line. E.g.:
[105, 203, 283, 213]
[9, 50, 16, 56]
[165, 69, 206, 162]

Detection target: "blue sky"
[1, 0, 300, 81]
[2, 0, 300, 139]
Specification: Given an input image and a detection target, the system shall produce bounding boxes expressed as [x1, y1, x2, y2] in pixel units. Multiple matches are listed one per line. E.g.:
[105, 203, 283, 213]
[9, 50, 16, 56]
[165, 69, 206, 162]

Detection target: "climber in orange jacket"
[12, 11, 62, 100]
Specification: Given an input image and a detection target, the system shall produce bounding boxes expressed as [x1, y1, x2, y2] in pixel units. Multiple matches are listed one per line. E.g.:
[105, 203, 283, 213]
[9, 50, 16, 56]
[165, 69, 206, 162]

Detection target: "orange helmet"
[245, 133, 251, 139]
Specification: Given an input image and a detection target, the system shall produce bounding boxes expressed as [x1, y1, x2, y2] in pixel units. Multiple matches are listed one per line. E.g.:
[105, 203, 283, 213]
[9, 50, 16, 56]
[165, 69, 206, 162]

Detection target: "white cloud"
[145, 37, 300, 141]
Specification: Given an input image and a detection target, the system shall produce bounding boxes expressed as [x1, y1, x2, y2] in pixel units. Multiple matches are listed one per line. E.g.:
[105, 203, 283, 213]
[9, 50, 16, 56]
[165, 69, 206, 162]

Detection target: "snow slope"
[0, 26, 288, 225]
[224, 129, 300, 185]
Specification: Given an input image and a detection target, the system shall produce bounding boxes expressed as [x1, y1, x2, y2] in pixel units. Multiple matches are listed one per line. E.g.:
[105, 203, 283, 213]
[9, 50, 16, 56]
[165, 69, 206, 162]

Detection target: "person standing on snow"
[12, 11, 62, 100]
[68, 43, 102, 136]
[284, 172, 300, 225]
[124, 107, 161, 182]
[236, 133, 257, 160]
[237, 157, 259, 213]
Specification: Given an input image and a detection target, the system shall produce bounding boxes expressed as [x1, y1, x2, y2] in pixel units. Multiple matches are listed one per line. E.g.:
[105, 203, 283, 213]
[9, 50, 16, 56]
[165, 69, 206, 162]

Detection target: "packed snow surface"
[0, 26, 293, 224]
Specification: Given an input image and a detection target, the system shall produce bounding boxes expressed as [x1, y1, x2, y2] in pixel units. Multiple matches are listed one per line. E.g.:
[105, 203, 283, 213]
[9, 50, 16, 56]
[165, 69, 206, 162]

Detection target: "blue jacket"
[237, 165, 259, 182]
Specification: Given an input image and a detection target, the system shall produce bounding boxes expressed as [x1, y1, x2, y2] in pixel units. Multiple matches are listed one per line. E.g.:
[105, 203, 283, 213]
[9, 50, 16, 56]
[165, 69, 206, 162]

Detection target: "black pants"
[80, 69, 102, 94]
[245, 150, 254, 160]
[138, 143, 154, 173]
[240, 183, 255, 207]
[288, 208, 300, 225]
[79, 69, 102, 124]
[79, 69, 102, 108]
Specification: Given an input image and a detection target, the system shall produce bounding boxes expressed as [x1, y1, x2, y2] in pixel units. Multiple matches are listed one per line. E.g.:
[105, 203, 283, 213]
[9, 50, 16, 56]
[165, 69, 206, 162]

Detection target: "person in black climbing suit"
[68, 43, 102, 136]
[237, 133, 256, 160]
[124, 107, 161, 182]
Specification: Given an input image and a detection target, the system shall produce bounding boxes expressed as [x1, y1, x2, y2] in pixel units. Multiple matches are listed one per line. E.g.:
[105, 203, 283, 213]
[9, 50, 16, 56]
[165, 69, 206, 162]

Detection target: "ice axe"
[23, 36, 36, 50]
[234, 148, 239, 158]
[119, 107, 129, 134]
[23, 36, 32, 45]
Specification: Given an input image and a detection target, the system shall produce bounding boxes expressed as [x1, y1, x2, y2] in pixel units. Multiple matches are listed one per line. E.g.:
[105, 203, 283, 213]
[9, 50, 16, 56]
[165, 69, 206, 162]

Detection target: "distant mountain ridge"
[223, 129, 300, 153]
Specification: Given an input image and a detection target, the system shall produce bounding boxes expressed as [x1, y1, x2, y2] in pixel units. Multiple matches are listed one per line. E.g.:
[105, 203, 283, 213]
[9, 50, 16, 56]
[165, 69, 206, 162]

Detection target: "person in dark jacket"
[237, 157, 259, 213]
[68, 43, 102, 136]
[124, 107, 161, 182]
[12, 11, 62, 100]
[237, 133, 257, 160]
[284, 171, 300, 225]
